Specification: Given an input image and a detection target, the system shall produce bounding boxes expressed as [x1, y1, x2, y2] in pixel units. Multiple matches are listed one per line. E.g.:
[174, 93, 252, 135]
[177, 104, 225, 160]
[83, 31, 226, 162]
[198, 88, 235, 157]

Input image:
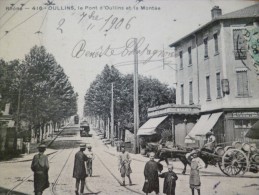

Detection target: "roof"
[218, 3, 259, 19]
[170, 3, 259, 47]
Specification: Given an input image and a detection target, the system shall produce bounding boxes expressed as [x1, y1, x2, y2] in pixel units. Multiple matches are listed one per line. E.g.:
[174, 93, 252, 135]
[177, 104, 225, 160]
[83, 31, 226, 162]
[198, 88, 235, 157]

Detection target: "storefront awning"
[137, 116, 167, 136]
[185, 112, 223, 143]
[186, 114, 210, 139]
[196, 112, 223, 136]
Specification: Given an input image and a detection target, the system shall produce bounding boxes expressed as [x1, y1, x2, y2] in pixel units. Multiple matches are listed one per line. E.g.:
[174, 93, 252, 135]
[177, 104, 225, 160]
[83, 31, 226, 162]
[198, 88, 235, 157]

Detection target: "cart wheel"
[221, 149, 248, 176]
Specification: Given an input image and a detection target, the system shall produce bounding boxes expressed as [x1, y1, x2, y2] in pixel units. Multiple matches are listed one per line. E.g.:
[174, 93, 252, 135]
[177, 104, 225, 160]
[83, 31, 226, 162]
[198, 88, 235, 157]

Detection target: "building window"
[233, 119, 258, 142]
[204, 37, 208, 58]
[216, 72, 221, 98]
[189, 81, 193, 105]
[181, 84, 184, 104]
[236, 70, 249, 97]
[179, 51, 183, 69]
[188, 47, 192, 65]
[233, 29, 247, 60]
[214, 33, 219, 54]
[206, 76, 211, 100]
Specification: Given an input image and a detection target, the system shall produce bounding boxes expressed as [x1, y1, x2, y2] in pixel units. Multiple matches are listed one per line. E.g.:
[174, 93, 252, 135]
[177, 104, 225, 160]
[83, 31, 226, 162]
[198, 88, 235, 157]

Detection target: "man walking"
[31, 144, 49, 195]
[118, 146, 132, 186]
[142, 152, 160, 195]
[73, 144, 89, 195]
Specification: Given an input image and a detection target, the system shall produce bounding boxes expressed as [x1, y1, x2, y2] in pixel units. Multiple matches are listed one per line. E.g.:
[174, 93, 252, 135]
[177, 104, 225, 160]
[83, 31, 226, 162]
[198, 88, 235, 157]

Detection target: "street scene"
[1, 0, 259, 195]
[0, 125, 259, 195]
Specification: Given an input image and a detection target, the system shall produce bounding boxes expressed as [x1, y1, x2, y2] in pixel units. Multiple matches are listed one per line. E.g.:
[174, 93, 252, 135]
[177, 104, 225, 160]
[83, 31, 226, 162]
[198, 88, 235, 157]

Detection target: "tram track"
[6, 147, 67, 195]
[50, 145, 75, 195]
[92, 153, 143, 195]
[6, 125, 77, 195]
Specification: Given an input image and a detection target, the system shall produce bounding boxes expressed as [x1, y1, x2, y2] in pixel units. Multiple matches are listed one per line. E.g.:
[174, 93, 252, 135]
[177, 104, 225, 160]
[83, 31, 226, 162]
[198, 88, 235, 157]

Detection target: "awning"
[185, 112, 223, 143]
[196, 112, 223, 136]
[186, 114, 210, 139]
[137, 116, 167, 136]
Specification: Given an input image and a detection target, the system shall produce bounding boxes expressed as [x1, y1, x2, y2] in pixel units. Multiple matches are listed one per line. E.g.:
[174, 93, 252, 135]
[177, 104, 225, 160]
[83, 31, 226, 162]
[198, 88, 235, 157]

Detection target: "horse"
[146, 143, 215, 174]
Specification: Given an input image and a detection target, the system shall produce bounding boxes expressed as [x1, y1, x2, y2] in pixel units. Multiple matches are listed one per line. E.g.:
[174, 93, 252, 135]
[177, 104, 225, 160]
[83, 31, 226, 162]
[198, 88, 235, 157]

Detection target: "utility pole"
[133, 38, 139, 154]
[111, 82, 114, 146]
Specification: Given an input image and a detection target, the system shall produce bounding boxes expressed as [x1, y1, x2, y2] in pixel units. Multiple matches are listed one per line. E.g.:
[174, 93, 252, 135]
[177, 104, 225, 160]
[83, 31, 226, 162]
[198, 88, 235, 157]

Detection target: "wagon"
[145, 140, 259, 176]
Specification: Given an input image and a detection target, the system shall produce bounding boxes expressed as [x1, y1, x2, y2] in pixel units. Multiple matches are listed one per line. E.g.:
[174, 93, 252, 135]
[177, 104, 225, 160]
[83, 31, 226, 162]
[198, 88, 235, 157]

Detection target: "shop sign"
[232, 112, 259, 118]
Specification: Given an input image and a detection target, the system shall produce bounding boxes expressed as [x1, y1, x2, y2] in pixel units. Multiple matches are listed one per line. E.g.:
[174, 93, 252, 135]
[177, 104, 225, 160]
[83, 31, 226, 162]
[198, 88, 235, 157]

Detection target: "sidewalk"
[0, 126, 66, 164]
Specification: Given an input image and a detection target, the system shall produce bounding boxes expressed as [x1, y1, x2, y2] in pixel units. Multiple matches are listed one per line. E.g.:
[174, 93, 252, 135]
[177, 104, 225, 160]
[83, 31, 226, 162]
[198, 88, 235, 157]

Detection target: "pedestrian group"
[31, 143, 205, 195]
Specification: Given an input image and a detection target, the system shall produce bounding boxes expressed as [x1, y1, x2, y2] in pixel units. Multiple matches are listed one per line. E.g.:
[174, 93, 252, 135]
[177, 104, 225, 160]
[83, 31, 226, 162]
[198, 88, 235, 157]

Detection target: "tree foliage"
[0, 46, 78, 143]
[84, 65, 175, 131]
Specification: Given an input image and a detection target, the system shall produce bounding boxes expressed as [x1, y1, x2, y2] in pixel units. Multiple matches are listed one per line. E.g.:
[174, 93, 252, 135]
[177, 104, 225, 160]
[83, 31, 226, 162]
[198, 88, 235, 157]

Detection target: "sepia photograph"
[0, 0, 259, 194]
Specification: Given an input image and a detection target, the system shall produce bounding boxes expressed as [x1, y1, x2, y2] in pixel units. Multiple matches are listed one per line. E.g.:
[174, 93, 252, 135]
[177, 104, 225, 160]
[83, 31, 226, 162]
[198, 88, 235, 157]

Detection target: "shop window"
[233, 119, 258, 142]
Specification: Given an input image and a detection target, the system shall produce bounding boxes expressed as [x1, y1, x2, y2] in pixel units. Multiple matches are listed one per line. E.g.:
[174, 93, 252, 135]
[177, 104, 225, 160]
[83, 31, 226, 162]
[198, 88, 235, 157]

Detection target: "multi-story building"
[138, 4, 259, 147]
[171, 4, 259, 146]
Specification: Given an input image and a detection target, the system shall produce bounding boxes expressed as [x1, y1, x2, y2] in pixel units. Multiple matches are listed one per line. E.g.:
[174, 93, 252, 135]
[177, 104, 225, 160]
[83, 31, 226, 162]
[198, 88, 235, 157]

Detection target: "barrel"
[224, 146, 234, 152]
[215, 146, 224, 156]
[251, 154, 259, 163]
[232, 141, 242, 149]
[242, 143, 251, 152]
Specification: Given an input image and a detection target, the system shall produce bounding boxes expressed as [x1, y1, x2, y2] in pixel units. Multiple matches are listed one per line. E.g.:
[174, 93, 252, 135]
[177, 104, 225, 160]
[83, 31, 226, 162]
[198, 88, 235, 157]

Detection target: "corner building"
[170, 4, 259, 146]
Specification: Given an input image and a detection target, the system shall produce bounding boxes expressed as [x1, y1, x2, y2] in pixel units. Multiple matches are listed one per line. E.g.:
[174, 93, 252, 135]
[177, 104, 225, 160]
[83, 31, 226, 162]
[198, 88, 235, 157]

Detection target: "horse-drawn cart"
[145, 141, 259, 176]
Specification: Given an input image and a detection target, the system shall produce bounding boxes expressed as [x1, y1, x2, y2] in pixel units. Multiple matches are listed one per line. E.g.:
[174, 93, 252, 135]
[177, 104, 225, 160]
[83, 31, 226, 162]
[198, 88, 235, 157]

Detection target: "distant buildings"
[138, 4, 259, 147]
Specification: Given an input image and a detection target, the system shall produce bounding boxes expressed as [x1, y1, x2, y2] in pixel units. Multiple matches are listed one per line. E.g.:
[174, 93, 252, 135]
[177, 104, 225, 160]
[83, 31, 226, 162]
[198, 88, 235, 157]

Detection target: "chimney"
[211, 6, 222, 20]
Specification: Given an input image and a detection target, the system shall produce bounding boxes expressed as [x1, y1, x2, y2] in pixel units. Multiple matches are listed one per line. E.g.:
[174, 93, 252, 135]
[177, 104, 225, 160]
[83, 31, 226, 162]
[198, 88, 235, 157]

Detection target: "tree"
[84, 65, 176, 135]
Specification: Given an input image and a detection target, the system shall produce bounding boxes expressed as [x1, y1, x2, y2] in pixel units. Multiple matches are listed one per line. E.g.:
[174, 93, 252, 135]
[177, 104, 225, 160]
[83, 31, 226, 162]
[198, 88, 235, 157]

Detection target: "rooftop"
[169, 3, 259, 47]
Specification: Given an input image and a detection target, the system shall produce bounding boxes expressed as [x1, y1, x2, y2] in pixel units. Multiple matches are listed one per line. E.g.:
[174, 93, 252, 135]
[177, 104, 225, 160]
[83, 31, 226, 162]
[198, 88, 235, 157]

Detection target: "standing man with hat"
[73, 144, 89, 195]
[86, 145, 95, 177]
[31, 144, 49, 195]
[118, 145, 132, 186]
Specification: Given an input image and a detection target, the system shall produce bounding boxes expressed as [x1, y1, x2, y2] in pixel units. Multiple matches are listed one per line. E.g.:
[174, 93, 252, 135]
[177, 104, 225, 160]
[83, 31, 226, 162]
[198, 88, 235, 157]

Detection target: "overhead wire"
[0, 0, 32, 30]
[0, 0, 22, 21]
[0, 9, 43, 42]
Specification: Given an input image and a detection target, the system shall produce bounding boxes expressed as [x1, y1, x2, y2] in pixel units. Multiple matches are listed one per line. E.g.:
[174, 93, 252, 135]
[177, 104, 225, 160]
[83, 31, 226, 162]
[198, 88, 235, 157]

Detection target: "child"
[86, 145, 95, 176]
[187, 150, 205, 195]
[159, 164, 178, 195]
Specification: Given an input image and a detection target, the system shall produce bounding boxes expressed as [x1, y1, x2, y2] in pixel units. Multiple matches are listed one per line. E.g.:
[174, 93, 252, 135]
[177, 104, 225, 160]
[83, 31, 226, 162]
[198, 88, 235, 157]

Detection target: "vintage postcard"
[0, 0, 259, 194]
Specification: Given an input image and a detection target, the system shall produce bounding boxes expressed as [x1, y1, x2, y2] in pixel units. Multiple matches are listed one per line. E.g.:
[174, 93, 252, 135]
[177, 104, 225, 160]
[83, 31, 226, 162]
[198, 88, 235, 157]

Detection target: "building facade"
[137, 4, 259, 147]
[170, 4, 259, 146]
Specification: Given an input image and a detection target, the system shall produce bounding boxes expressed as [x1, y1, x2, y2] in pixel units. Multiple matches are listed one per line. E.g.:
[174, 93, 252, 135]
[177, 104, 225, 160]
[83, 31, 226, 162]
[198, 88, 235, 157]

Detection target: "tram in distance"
[80, 120, 92, 137]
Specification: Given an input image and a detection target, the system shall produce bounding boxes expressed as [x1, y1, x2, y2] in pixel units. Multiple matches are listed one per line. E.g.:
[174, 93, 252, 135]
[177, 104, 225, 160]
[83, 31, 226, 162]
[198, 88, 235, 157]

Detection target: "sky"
[0, 0, 257, 116]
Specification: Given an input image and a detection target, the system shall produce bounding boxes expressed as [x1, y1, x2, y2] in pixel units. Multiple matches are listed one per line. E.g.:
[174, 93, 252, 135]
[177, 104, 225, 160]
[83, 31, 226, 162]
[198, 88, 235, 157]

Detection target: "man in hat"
[31, 144, 49, 195]
[85, 145, 95, 176]
[203, 131, 216, 152]
[73, 144, 89, 195]
[118, 145, 132, 186]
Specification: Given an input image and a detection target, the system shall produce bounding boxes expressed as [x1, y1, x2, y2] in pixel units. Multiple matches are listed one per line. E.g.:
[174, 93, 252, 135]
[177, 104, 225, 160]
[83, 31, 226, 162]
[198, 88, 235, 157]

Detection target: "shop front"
[224, 111, 259, 146]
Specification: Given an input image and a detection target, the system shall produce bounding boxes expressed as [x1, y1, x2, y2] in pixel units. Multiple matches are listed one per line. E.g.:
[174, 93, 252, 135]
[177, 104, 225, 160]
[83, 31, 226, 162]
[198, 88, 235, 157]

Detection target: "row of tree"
[84, 65, 175, 135]
[0, 46, 78, 148]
